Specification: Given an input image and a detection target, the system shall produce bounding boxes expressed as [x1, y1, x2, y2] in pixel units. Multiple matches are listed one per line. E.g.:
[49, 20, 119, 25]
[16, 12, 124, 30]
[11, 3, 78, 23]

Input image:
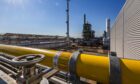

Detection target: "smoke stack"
[84, 14, 86, 24]
[106, 18, 110, 38]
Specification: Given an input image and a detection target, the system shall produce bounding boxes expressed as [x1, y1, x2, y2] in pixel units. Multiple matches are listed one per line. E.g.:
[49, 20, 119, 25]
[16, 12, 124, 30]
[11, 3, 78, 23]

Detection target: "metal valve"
[0, 54, 47, 84]
[12, 54, 45, 84]
[0, 54, 61, 84]
[12, 54, 45, 66]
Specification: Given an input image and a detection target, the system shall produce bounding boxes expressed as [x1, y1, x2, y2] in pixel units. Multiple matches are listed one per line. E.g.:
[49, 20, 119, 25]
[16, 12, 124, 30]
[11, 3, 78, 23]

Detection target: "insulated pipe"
[0, 44, 140, 84]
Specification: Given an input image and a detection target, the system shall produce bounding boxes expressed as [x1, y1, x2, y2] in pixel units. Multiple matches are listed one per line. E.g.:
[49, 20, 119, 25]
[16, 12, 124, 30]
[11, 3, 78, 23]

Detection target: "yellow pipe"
[0, 44, 140, 84]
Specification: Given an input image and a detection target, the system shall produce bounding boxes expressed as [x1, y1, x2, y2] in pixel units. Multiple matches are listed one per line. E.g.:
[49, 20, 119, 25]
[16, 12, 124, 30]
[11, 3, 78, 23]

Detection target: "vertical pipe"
[106, 18, 110, 38]
[84, 14, 86, 24]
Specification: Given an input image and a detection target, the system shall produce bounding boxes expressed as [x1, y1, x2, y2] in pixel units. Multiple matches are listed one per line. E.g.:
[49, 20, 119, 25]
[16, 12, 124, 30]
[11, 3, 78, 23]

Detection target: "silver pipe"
[0, 64, 17, 76]
[0, 53, 15, 59]
[0, 54, 45, 66]
[28, 68, 54, 83]
[0, 61, 19, 71]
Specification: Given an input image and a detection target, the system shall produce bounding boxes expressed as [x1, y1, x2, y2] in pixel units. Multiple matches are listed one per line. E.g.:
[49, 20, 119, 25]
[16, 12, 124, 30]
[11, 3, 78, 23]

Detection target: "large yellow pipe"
[0, 44, 140, 84]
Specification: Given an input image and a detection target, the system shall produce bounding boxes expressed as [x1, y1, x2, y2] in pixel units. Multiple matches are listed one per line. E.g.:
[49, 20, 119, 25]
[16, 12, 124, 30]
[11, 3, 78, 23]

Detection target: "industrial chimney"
[84, 14, 86, 24]
[106, 18, 110, 38]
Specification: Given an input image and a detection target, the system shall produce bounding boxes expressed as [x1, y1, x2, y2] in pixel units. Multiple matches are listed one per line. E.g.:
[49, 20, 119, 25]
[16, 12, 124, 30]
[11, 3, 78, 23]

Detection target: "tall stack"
[66, 0, 70, 45]
[106, 18, 110, 38]
[102, 18, 111, 50]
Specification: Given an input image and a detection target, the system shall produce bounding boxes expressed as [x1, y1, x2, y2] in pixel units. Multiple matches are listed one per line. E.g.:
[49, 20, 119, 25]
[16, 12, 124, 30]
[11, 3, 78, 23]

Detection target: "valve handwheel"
[12, 54, 45, 66]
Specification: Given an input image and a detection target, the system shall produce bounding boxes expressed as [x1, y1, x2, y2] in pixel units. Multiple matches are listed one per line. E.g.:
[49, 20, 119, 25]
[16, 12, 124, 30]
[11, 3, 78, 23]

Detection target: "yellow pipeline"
[0, 44, 140, 84]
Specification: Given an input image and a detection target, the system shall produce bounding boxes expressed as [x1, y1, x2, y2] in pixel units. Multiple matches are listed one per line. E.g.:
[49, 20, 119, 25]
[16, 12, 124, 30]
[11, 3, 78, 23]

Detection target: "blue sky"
[0, 0, 125, 37]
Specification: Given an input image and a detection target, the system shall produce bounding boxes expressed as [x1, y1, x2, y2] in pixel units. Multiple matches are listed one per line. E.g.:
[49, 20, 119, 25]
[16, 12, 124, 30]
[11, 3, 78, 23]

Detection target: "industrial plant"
[0, 33, 67, 49]
[0, 0, 140, 84]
